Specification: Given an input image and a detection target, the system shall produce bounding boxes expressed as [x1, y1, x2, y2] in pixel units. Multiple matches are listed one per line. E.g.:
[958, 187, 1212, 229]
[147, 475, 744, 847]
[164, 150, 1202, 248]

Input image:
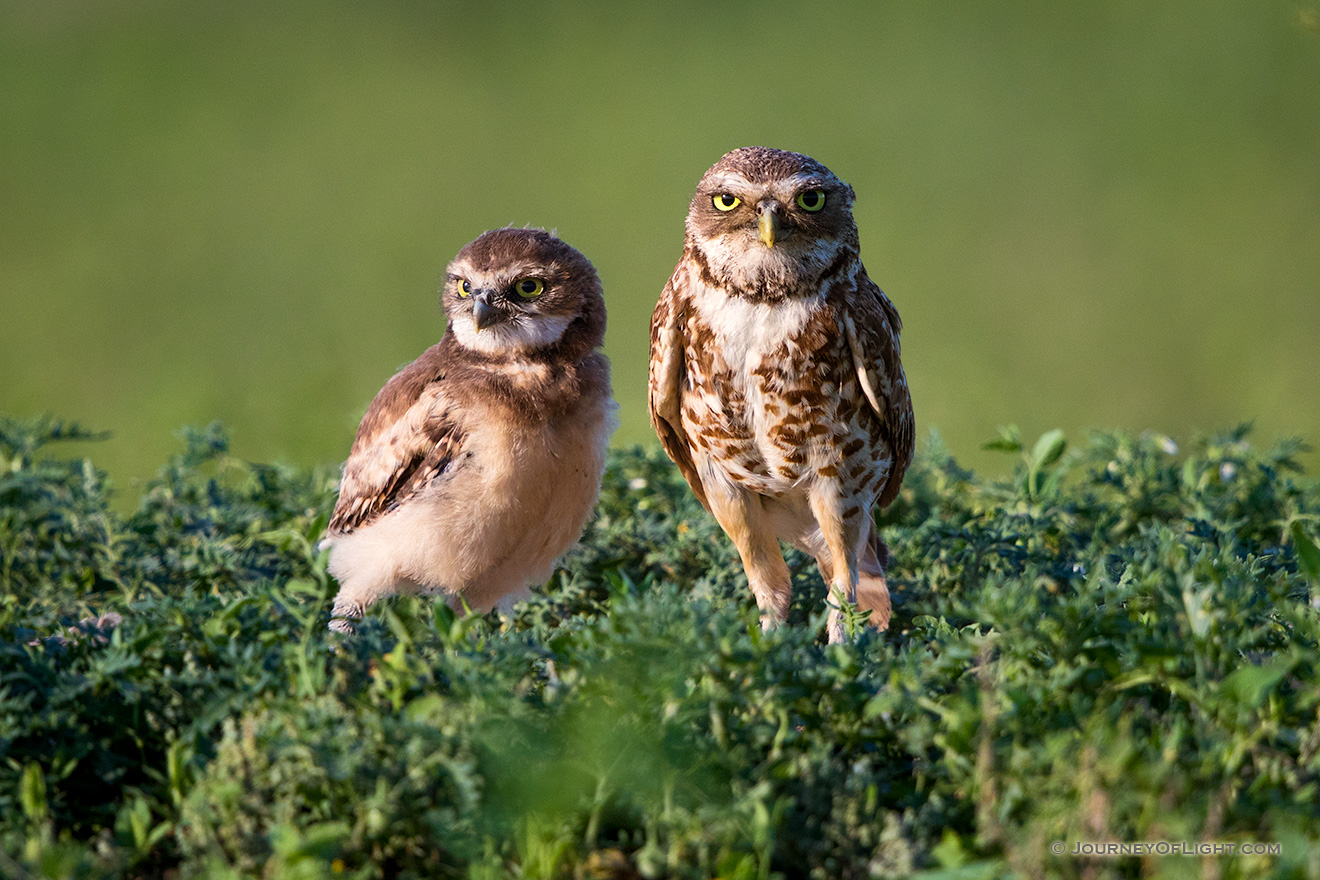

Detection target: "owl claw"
[329, 599, 365, 635]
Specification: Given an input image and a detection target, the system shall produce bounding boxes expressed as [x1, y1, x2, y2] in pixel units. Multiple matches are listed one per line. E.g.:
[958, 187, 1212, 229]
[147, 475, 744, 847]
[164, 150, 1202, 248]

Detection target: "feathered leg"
[768, 495, 890, 636]
[808, 481, 871, 644]
[327, 542, 399, 634]
[819, 524, 891, 632]
[704, 482, 792, 630]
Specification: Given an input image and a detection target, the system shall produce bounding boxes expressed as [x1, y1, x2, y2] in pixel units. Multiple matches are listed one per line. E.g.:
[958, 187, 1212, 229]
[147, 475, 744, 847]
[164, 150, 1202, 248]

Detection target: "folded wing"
[328, 356, 467, 536]
[843, 276, 915, 508]
[648, 279, 710, 512]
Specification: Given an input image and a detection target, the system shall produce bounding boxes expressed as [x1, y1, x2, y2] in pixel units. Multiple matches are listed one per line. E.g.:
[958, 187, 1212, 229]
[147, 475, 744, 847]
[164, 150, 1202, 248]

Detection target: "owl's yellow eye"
[713, 193, 741, 212]
[514, 278, 545, 299]
[458, 279, 472, 298]
[796, 189, 827, 212]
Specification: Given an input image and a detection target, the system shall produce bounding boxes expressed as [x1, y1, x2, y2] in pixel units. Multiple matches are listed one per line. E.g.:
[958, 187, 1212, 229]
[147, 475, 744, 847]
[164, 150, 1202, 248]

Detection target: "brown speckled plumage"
[649, 147, 914, 642]
[325, 228, 616, 632]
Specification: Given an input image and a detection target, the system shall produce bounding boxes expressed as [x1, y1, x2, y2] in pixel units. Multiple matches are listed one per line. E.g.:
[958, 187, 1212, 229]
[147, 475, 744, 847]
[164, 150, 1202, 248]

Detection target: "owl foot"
[328, 598, 365, 635]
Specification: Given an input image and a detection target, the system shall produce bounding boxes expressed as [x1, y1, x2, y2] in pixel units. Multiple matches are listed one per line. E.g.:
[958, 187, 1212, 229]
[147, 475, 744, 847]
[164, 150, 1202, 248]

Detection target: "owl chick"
[325, 227, 617, 633]
[649, 147, 914, 643]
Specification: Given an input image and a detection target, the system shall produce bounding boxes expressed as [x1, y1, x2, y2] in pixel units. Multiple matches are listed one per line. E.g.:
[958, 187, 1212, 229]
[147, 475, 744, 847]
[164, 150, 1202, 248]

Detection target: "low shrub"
[1, 416, 1318, 879]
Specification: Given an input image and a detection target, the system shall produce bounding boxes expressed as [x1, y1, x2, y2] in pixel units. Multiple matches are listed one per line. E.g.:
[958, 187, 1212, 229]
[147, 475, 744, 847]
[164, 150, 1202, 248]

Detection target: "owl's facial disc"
[445, 270, 573, 355]
[439, 226, 604, 358]
[688, 171, 856, 299]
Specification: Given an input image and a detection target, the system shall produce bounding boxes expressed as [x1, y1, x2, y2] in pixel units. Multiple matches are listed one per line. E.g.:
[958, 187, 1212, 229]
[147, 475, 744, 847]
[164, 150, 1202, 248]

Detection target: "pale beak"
[757, 202, 782, 248]
[473, 292, 500, 332]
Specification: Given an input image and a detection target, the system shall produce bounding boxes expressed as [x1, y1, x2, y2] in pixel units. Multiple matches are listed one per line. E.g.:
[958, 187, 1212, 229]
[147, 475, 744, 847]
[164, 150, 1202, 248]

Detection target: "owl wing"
[327, 348, 467, 536]
[842, 276, 915, 508]
[648, 277, 711, 511]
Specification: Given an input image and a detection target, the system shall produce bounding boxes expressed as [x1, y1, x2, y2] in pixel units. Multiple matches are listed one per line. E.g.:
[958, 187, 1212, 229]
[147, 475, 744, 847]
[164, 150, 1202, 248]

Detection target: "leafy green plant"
[1, 416, 1318, 879]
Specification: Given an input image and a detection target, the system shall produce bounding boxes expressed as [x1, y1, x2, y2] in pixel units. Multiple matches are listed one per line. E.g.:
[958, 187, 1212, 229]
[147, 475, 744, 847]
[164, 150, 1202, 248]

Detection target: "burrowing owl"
[324, 227, 617, 633]
[649, 147, 914, 643]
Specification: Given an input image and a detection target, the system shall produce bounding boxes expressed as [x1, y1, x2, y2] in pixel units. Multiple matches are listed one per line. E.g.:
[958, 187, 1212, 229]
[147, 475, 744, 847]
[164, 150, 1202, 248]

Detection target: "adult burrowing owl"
[649, 147, 914, 643]
[324, 227, 616, 633]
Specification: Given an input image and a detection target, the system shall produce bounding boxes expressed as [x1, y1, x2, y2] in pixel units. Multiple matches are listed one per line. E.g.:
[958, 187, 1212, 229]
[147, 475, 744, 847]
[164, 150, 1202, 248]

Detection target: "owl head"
[686, 146, 858, 301]
[442, 227, 605, 358]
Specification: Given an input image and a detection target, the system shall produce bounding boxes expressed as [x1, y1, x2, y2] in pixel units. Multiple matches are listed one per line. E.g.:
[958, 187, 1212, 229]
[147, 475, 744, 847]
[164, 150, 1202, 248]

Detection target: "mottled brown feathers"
[648, 281, 708, 511]
[847, 273, 914, 508]
[328, 372, 464, 535]
[649, 146, 914, 642]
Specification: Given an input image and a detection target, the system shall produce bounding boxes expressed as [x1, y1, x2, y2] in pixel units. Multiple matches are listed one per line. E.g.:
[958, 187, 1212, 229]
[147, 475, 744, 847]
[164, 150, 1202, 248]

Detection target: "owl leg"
[808, 483, 868, 644]
[329, 570, 402, 632]
[493, 590, 531, 616]
[327, 568, 401, 635]
[705, 485, 792, 629]
[807, 519, 892, 630]
[855, 524, 892, 632]
[765, 493, 888, 635]
[326, 534, 404, 634]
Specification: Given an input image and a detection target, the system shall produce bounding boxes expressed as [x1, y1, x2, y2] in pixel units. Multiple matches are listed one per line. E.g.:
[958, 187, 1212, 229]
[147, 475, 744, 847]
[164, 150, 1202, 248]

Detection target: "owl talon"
[329, 598, 364, 635]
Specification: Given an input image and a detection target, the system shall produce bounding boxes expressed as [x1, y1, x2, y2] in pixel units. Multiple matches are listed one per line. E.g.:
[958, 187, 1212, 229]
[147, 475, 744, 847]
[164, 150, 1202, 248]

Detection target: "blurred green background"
[3, 0, 1318, 495]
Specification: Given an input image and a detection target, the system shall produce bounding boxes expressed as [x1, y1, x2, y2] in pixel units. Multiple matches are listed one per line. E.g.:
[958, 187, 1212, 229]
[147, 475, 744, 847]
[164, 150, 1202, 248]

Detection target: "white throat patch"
[449, 313, 572, 355]
[691, 282, 822, 373]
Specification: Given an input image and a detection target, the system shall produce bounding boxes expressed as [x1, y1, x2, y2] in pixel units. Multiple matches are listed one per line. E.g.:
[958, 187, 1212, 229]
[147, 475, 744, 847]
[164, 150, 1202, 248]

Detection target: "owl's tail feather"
[854, 529, 892, 632]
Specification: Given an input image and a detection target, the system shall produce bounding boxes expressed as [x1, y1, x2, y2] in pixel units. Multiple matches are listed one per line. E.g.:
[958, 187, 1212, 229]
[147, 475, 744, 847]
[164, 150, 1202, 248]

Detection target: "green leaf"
[20, 763, 48, 823]
[1291, 521, 1320, 582]
[931, 829, 969, 868]
[1029, 429, 1067, 472]
[269, 820, 351, 863]
[166, 737, 195, 806]
[403, 694, 446, 722]
[981, 424, 1022, 453]
[1223, 657, 1296, 707]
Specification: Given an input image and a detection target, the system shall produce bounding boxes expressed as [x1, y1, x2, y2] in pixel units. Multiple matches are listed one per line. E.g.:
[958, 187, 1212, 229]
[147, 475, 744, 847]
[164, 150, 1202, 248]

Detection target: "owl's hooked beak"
[757, 202, 782, 248]
[472, 291, 502, 332]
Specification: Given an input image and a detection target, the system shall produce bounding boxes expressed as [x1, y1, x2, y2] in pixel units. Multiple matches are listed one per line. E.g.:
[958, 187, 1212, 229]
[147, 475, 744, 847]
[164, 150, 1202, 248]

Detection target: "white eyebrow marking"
[703, 170, 831, 199]
[781, 171, 826, 190]
[704, 172, 755, 191]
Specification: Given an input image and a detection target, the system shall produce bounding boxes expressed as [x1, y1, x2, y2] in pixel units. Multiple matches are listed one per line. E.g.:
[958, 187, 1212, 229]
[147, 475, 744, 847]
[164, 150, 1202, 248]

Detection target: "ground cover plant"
[2, 414, 1319, 879]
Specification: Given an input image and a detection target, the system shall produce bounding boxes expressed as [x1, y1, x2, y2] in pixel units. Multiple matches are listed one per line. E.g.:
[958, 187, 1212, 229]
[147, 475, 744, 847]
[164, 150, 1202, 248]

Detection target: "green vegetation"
[3, 414, 1319, 879]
